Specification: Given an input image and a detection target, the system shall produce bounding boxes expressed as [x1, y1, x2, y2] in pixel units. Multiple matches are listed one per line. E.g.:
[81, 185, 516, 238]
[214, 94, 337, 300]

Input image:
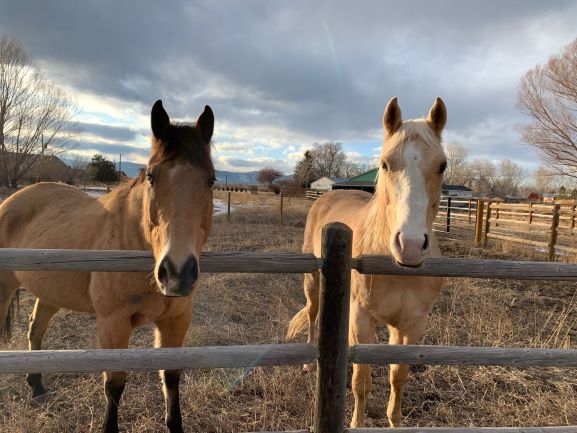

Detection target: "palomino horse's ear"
[151, 100, 171, 140]
[196, 105, 214, 143]
[383, 97, 403, 135]
[427, 97, 447, 138]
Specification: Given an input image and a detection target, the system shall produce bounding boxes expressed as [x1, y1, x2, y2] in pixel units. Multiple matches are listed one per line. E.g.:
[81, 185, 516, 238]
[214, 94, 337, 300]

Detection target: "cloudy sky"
[1, 0, 576, 174]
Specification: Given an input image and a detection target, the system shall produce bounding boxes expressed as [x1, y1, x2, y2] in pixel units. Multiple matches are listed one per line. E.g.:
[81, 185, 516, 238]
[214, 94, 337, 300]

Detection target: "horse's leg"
[26, 299, 59, 399]
[386, 319, 428, 427]
[0, 271, 19, 340]
[350, 301, 376, 428]
[303, 270, 320, 372]
[97, 315, 132, 433]
[155, 309, 192, 433]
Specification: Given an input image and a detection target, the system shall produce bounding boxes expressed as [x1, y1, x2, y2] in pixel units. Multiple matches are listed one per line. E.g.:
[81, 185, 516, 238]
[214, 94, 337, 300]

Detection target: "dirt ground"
[1, 191, 577, 432]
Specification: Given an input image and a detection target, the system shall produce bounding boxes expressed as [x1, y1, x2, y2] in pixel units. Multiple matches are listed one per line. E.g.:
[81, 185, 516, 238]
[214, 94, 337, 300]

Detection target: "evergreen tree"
[86, 154, 118, 183]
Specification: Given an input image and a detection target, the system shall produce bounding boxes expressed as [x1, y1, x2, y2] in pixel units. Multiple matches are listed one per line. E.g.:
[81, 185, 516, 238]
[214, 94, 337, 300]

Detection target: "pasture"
[1, 191, 577, 432]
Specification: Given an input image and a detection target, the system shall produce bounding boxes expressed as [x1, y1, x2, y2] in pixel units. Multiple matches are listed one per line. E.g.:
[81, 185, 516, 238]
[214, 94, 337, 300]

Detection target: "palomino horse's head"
[143, 100, 215, 297]
[377, 97, 447, 267]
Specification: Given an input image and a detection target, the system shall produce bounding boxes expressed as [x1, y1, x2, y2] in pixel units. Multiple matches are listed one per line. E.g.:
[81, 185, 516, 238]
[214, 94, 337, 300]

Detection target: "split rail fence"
[433, 196, 478, 241]
[434, 198, 577, 261]
[2, 223, 577, 432]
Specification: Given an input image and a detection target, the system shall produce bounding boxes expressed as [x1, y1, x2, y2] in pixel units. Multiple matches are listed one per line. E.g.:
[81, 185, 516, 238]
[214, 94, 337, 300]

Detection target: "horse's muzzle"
[157, 255, 199, 297]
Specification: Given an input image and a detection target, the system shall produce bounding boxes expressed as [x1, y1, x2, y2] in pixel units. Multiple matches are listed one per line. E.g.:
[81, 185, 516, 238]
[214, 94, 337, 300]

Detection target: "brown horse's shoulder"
[8, 182, 91, 203]
[0, 182, 101, 248]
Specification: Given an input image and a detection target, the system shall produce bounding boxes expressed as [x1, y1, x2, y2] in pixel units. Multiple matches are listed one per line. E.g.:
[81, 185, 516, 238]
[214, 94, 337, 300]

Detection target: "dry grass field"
[2, 190, 577, 432]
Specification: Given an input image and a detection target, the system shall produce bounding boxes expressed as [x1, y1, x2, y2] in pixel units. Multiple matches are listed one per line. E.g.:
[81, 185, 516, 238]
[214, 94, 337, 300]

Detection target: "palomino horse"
[0, 100, 216, 433]
[288, 97, 447, 427]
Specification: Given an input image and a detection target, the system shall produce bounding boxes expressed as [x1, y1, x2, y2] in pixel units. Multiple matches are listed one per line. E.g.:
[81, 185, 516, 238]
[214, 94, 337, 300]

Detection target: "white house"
[310, 176, 348, 191]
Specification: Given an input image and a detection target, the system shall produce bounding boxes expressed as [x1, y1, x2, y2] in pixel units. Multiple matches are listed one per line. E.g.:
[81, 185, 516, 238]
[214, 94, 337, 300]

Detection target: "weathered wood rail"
[2, 222, 577, 432]
[4, 249, 577, 280]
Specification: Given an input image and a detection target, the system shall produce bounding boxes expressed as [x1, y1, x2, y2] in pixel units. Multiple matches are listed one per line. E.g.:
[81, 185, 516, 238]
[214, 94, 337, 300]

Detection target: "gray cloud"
[1, 0, 576, 167]
[76, 122, 142, 142]
[69, 139, 149, 159]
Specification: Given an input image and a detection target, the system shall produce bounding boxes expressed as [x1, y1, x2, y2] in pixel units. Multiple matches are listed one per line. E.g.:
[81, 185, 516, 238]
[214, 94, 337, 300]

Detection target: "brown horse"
[0, 100, 215, 433]
[288, 97, 447, 428]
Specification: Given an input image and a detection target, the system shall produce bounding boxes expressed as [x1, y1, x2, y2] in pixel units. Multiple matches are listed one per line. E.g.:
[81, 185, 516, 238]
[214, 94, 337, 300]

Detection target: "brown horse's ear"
[196, 105, 214, 143]
[427, 97, 447, 138]
[151, 100, 171, 140]
[383, 97, 402, 135]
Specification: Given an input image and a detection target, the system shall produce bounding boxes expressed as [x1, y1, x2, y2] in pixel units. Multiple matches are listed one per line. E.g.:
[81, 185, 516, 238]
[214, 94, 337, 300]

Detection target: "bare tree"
[310, 142, 346, 178]
[470, 158, 499, 195]
[443, 142, 469, 184]
[532, 166, 553, 193]
[340, 160, 364, 178]
[0, 35, 77, 187]
[497, 159, 526, 197]
[518, 38, 577, 178]
[257, 167, 283, 190]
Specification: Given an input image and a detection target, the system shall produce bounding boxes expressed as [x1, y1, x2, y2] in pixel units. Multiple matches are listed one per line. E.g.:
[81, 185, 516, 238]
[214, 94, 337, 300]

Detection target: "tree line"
[257, 142, 367, 190]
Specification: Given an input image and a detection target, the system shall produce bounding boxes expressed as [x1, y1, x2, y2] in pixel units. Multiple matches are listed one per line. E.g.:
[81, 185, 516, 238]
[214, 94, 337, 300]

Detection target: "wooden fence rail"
[0, 344, 316, 374]
[350, 344, 577, 367]
[5, 249, 577, 280]
[2, 222, 577, 432]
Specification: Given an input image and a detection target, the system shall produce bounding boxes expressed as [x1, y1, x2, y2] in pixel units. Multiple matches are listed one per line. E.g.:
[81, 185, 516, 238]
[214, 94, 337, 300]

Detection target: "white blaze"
[394, 143, 429, 239]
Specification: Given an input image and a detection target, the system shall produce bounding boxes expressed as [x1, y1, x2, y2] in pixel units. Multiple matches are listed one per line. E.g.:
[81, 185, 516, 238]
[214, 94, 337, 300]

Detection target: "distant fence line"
[216, 190, 577, 259]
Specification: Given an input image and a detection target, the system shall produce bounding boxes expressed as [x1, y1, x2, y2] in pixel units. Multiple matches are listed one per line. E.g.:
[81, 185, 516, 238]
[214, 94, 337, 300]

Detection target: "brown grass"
[2, 194, 577, 431]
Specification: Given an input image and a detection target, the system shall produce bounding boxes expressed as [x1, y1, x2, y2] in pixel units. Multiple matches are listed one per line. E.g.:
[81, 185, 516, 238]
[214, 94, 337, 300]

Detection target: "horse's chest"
[353, 274, 442, 327]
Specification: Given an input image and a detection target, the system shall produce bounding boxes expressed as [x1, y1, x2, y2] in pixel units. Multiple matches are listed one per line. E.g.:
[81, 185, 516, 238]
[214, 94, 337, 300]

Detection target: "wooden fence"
[434, 196, 478, 240]
[432, 198, 577, 261]
[482, 201, 577, 260]
[3, 225, 577, 432]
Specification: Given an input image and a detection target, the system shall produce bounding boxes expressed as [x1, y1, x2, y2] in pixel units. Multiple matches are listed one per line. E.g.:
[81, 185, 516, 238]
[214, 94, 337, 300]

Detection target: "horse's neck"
[357, 194, 392, 256]
[98, 181, 149, 250]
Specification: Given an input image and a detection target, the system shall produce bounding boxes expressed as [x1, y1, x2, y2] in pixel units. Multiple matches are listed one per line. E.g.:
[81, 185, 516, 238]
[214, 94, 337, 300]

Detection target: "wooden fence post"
[468, 199, 472, 224]
[446, 196, 452, 232]
[314, 223, 353, 433]
[529, 202, 534, 225]
[549, 204, 560, 262]
[227, 191, 231, 223]
[474, 200, 485, 247]
[571, 205, 576, 232]
[279, 193, 284, 225]
[483, 201, 492, 247]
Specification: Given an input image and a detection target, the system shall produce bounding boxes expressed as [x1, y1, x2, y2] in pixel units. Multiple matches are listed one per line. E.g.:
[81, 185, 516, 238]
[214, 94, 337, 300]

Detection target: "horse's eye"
[208, 177, 216, 187]
[146, 172, 155, 186]
[439, 161, 447, 175]
[381, 161, 389, 172]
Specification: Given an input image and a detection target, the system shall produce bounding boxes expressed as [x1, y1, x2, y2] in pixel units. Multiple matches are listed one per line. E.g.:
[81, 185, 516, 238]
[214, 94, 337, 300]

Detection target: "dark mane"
[155, 122, 214, 176]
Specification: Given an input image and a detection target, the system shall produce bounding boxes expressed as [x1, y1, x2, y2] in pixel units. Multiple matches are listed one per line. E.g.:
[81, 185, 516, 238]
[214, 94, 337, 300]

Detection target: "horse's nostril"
[423, 234, 429, 251]
[157, 256, 175, 286]
[181, 256, 199, 285]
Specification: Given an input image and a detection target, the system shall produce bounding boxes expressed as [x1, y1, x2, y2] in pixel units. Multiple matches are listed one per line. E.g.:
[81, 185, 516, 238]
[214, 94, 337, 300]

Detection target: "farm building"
[332, 168, 378, 193]
[442, 184, 473, 197]
[333, 169, 474, 198]
[310, 176, 348, 191]
[542, 193, 557, 204]
[0, 152, 71, 186]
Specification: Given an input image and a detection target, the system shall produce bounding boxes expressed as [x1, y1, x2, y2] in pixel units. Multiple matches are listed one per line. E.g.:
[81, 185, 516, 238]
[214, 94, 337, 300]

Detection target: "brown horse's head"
[143, 100, 215, 297]
[376, 97, 447, 267]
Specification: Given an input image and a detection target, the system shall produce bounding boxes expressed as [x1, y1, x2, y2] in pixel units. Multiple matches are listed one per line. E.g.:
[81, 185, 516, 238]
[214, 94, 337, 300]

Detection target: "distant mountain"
[214, 170, 260, 185]
[62, 157, 265, 184]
